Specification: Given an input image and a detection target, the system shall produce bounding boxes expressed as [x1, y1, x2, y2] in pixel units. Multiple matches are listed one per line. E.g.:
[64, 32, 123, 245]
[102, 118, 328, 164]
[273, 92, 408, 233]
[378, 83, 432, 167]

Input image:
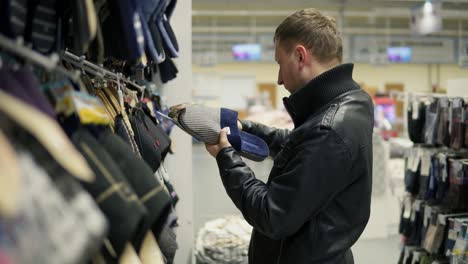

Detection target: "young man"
[205, 8, 374, 264]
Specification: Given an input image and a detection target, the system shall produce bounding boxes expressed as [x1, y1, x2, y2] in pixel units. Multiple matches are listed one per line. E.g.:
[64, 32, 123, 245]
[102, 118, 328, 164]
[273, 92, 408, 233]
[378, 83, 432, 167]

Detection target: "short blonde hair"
[274, 8, 343, 63]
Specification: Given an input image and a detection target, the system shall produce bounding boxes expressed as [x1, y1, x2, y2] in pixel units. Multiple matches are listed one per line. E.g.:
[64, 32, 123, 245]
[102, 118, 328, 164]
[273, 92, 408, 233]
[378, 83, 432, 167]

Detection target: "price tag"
[420, 150, 432, 177]
[411, 148, 422, 173]
[414, 199, 422, 212]
[407, 148, 415, 170]
[438, 214, 447, 226]
[439, 98, 449, 108]
[412, 101, 420, 120]
[411, 203, 417, 222]
[453, 98, 462, 108]
[403, 196, 412, 219]
[448, 228, 457, 240]
[424, 205, 432, 227]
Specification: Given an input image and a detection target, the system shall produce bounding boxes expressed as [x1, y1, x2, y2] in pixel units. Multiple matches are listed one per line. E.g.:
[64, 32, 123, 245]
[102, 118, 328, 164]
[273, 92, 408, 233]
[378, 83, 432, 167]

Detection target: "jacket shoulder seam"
[329, 129, 352, 161]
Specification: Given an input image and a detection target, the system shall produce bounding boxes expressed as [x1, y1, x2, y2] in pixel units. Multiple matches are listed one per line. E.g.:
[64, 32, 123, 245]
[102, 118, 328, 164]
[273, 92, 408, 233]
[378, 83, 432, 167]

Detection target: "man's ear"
[295, 45, 309, 66]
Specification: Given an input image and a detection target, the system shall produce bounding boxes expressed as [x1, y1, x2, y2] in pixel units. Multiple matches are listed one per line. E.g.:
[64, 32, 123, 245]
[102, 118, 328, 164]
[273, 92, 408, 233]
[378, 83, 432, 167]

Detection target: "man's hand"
[205, 127, 232, 158]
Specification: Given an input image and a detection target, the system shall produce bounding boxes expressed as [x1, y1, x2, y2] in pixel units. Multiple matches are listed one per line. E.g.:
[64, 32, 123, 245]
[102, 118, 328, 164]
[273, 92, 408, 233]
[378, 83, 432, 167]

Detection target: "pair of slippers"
[164, 104, 269, 162]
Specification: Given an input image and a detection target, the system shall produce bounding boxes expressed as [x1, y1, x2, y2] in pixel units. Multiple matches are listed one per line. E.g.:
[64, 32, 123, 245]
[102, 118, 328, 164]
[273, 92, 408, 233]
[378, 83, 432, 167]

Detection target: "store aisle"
[192, 143, 401, 263]
[352, 235, 401, 264]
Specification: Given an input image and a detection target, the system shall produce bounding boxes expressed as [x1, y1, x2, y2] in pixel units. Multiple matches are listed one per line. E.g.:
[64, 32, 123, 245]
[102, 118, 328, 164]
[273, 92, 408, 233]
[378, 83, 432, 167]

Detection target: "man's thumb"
[221, 127, 230, 136]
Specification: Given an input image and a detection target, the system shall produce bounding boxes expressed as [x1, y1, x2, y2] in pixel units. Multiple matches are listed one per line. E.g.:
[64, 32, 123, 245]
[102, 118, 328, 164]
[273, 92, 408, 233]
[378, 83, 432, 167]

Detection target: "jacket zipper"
[276, 240, 284, 264]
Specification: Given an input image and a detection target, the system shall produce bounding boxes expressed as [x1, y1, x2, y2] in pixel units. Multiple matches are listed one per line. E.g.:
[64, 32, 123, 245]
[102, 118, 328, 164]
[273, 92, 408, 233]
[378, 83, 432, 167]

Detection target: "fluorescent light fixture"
[423, 0, 433, 14]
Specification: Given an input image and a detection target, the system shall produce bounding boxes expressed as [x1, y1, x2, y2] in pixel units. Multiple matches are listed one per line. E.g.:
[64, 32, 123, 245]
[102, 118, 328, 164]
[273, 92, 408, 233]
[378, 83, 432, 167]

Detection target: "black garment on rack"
[407, 200, 425, 247]
[98, 129, 172, 250]
[406, 163, 421, 196]
[435, 98, 450, 147]
[464, 103, 468, 148]
[419, 171, 430, 200]
[130, 107, 163, 172]
[158, 57, 178, 83]
[72, 128, 147, 260]
[100, 0, 144, 62]
[399, 197, 413, 237]
[139, 102, 172, 159]
[408, 101, 426, 144]
[30, 0, 61, 54]
[157, 224, 178, 264]
[1, 0, 64, 53]
[63, 0, 93, 55]
[0, 0, 28, 40]
[164, 180, 179, 206]
[424, 99, 440, 145]
[87, 11, 104, 64]
[450, 98, 465, 150]
[431, 153, 448, 204]
[426, 156, 438, 201]
[445, 159, 468, 210]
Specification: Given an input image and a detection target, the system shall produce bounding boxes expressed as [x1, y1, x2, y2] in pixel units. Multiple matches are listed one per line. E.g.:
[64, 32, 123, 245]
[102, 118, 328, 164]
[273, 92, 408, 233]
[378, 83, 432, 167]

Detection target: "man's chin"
[287, 87, 299, 95]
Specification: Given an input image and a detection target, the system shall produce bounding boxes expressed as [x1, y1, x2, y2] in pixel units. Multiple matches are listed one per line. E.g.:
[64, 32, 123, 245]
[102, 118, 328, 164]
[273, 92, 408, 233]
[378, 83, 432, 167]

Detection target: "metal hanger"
[0, 34, 80, 82]
[62, 50, 146, 100]
[63, 51, 142, 86]
[62, 52, 105, 79]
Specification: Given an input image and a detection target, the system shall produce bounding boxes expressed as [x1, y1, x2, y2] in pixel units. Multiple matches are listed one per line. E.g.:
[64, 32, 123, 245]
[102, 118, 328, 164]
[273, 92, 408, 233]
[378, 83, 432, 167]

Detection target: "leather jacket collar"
[283, 63, 359, 127]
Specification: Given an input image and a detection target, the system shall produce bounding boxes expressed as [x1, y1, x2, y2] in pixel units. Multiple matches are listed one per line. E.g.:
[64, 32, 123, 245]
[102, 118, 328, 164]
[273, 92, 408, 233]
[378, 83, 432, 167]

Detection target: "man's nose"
[277, 71, 283, 85]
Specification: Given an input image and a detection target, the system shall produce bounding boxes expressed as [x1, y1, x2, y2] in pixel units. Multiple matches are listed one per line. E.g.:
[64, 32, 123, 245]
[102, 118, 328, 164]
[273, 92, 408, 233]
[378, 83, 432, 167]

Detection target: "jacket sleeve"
[240, 120, 290, 158]
[216, 130, 352, 240]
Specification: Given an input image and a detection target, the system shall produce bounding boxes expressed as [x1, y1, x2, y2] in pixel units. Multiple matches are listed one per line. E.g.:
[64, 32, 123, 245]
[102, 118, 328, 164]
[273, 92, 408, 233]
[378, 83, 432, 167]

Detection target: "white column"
[162, 0, 194, 263]
[447, 79, 468, 97]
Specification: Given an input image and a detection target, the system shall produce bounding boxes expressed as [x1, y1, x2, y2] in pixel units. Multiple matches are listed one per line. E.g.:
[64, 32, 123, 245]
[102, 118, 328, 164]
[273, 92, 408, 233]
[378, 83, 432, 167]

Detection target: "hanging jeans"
[408, 101, 426, 144]
[424, 99, 440, 145]
[435, 98, 450, 147]
[464, 103, 468, 148]
[450, 98, 465, 150]
[446, 159, 468, 210]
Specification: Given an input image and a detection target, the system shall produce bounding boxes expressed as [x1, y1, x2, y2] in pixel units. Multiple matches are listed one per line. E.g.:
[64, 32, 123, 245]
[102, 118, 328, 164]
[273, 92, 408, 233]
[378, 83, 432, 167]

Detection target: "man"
[205, 8, 374, 264]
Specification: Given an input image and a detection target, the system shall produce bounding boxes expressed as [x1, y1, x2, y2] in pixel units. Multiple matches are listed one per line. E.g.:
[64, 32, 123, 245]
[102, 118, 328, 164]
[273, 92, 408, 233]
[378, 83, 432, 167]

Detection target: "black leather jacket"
[215, 64, 374, 264]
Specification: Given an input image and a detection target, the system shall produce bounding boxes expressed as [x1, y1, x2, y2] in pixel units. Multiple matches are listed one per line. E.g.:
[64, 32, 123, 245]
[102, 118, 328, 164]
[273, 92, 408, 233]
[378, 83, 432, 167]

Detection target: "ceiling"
[192, 0, 468, 11]
[191, 0, 468, 64]
[192, 0, 468, 35]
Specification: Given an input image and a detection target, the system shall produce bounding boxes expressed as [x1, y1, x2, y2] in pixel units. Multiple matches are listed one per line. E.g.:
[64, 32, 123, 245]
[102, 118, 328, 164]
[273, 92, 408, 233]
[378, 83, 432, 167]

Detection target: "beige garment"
[119, 243, 143, 264]
[96, 89, 118, 123]
[0, 90, 94, 182]
[0, 131, 21, 217]
[139, 231, 165, 264]
[85, 0, 97, 41]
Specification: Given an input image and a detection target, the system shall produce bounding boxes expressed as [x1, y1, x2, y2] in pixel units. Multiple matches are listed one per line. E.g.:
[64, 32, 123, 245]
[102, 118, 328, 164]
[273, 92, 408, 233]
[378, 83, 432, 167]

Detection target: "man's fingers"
[205, 143, 217, 157]
[220, 127, 228, 136]
[220, 127, 230, 144]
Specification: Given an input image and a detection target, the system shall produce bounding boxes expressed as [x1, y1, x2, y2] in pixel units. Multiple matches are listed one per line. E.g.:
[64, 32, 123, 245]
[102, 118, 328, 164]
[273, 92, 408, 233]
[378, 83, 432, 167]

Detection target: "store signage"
[353, 36, 455, 64]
